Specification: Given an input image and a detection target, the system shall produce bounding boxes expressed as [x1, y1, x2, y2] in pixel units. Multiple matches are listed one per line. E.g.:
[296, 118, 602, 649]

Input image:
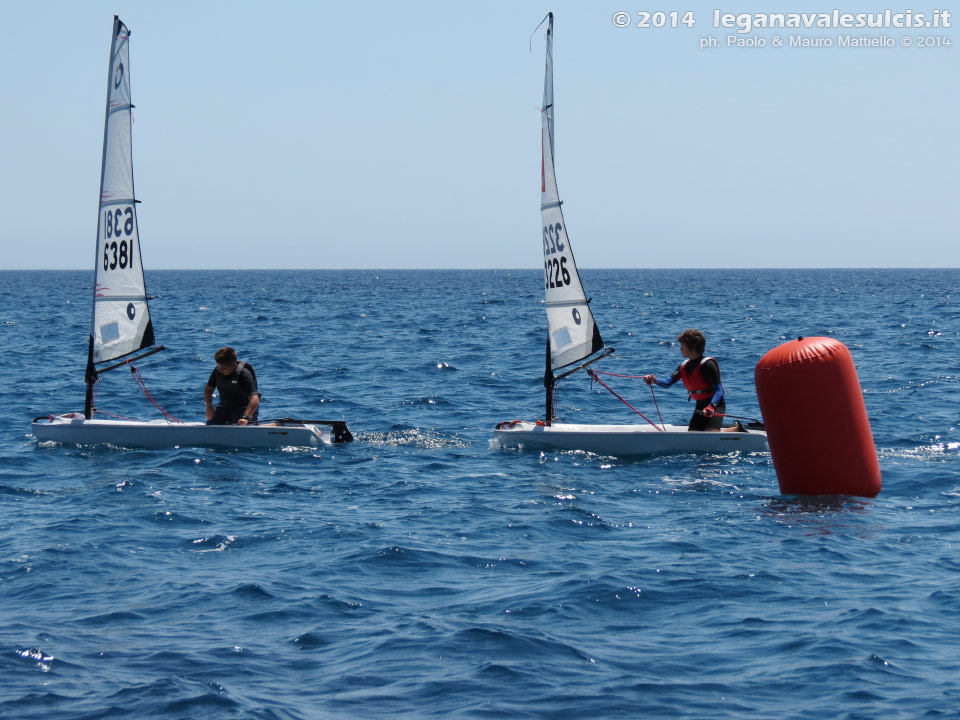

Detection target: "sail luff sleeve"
[89, 17, 122, 373]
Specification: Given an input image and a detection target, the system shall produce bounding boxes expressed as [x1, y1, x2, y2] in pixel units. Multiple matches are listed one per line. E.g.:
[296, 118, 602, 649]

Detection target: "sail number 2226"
[543, 223, 571, 288]
[102, 207, 135, 272]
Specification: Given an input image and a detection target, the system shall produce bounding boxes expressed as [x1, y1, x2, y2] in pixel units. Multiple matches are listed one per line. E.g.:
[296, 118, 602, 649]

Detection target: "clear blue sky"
[2, 1, 956, 269]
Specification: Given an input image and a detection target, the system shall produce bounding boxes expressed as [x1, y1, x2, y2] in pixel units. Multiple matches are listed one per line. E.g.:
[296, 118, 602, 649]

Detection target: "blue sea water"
[2, 268, 959, 719]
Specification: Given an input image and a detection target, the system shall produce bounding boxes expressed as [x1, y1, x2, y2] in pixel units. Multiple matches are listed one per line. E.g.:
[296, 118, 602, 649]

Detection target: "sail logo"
[114, 62, 124, 90]
[126, 303, 136, 321]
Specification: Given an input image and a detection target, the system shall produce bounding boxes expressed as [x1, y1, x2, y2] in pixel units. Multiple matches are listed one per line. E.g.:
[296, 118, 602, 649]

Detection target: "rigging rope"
[90, 375, 136, 420]
[94, 409, 139, 422]
[129, 364, 183, 423]
[589, 370, 650, 380]
[590, 368, 665, 429]
[587, 370, 663, 431]
[91, 375, 101, 416]
[649, 382, 665, 430]
[695, 410, 761, 423]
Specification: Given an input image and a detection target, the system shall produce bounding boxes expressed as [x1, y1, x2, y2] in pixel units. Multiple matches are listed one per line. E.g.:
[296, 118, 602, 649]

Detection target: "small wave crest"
[190, 534, 238, 553]
[15, 647, 55, 672]
[356, 427, 468, 449]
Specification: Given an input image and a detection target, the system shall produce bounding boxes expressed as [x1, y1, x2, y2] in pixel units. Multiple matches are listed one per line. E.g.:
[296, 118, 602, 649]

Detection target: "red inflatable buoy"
[755, 337, 881, 497]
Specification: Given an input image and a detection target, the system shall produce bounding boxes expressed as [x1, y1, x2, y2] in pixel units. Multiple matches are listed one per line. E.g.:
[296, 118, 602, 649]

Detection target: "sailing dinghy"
[493, 14, 766, 457]
[32, 17, 351, 450]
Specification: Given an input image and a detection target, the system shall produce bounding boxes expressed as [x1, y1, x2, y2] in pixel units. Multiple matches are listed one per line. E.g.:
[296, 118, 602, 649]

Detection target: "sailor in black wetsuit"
[204, 346, 260, 425]
[643, 328, 725, 431]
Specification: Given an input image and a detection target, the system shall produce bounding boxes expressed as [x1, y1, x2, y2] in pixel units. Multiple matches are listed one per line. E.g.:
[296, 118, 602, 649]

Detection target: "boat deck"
[493, 421, 768, 456]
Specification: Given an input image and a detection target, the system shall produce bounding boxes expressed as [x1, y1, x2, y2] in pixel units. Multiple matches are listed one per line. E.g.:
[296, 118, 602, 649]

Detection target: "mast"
[544, 336, 555, 424]
[542, 13, 555, 426]
[538, 12, 610, 424]
[84, 337, 96, 419]
[86, 17, 123, 418]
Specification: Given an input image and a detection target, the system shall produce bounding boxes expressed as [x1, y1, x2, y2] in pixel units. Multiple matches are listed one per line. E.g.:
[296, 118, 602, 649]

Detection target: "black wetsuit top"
[206, 363, 258, 412]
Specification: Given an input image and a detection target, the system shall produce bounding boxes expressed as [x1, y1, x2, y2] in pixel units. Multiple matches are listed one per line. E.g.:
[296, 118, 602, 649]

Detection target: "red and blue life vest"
[680, 356, 720, 402]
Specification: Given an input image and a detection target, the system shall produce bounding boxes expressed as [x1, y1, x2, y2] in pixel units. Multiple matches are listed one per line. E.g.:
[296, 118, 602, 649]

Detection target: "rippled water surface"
[2, 269, 959, 718]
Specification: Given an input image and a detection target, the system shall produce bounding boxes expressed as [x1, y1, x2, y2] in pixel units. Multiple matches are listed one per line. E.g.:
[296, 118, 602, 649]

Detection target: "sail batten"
[89, 16, 156, 367]
[545, 299, 590, 309]
[540, 13, 605, 373]
[94, 295, 150, 303]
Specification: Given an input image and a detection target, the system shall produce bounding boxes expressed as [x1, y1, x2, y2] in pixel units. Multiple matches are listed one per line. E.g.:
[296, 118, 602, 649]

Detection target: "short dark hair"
[676, 329, 705, 354]
[214, 346, 237, 364]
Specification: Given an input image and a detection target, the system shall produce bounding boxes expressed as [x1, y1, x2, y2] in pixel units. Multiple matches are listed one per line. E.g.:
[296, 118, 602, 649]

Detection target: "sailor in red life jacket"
[643, 328, 726, 432]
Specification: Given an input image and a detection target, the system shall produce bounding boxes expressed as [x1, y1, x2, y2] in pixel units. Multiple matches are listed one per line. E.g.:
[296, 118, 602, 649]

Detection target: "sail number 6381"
[102, 207, 136, 272]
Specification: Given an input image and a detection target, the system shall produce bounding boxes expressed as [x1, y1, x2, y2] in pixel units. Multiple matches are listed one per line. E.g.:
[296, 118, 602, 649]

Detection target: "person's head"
[676, 329, 705, 357]
[214, 346, 238, 375]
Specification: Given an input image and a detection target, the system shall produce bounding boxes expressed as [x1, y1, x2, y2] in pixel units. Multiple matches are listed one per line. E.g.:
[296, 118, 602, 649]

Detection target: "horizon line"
[3, 266, 959, 272]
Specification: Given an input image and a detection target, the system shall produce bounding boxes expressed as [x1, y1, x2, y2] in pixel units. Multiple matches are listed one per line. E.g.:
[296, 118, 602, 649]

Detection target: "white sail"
[540, 13, 603, 372]
[90, 16, 154, 365]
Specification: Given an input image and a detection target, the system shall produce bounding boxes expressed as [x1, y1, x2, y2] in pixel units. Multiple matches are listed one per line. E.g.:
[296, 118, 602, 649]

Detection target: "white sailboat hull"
[33, 415, 332, 449]
[494, 421, 768, 457]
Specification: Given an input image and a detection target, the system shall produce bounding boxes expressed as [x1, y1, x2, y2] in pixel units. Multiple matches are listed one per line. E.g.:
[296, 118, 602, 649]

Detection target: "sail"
[540, 13, 604, 372]
[89, 16, 155, 365]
